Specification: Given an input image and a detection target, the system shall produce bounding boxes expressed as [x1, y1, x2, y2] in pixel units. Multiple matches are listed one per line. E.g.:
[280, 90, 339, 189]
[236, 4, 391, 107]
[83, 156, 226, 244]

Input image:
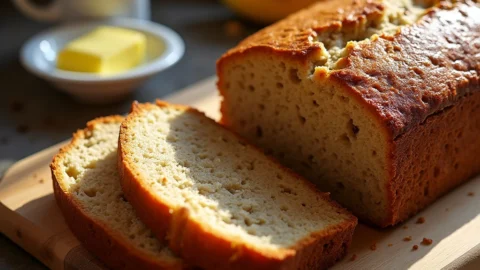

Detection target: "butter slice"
[57, 26, 146, 74]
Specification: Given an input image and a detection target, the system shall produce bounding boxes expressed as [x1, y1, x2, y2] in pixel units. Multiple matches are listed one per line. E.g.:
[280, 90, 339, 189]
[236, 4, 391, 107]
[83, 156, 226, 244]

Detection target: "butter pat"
[57, 26, 146, 74]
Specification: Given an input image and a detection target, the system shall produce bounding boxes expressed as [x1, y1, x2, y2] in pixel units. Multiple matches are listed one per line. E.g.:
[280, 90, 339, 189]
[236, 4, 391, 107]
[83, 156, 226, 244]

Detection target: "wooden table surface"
[0, 1, 258, 269]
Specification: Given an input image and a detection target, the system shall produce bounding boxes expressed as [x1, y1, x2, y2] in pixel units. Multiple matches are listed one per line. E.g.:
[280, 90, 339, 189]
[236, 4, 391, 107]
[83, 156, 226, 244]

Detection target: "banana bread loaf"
[217, 0, 480, 227]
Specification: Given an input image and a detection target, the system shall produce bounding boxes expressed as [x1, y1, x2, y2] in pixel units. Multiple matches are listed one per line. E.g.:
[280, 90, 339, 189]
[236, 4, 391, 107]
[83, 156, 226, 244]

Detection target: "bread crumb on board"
[412, 245, 419, 251]
[416, 217, 425, 224]
[388, 243, 393, 247]
[421, 238, 433, 245]
[370, 243, 377, 251]
[403, 236, 412, 242]
[350, 254, 357, 261]
[403, 225, 408, 229]
[468, 192, 475, 197]
[39, 179, 44, 184]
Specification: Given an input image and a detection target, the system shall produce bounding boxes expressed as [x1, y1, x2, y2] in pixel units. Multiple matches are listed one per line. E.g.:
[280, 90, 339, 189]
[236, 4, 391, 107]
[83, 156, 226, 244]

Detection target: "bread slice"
[51, 116, 185, 270]
[118, 101, 357, 270]
[217, 0, 480, 226]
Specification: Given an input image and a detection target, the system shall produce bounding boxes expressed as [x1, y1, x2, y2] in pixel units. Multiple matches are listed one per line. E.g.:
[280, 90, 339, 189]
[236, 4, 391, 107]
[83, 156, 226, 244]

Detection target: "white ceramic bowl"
[20, 18, 184, 104]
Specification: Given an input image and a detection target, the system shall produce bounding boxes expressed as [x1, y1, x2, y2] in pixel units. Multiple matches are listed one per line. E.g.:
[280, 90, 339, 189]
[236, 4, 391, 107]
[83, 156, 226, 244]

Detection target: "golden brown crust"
[118, 100, 357, 270]
[51, 116, 185, 270]
[386, 91, 480, 225]
[333, 0, 480, 138]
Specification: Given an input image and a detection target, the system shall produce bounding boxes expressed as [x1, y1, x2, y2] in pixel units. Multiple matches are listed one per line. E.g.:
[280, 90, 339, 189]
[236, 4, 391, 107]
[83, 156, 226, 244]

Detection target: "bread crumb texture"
[421, 238, 433, 245]
[416, 217, 426, 224]
[54, 118, 179, 263]
[122, 104, 354, 251]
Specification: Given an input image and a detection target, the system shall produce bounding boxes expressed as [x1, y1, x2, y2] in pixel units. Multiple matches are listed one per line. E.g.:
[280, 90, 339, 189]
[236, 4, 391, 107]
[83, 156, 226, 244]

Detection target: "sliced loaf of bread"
[51, 116, 185, 270]
[118, 101, 357, 270]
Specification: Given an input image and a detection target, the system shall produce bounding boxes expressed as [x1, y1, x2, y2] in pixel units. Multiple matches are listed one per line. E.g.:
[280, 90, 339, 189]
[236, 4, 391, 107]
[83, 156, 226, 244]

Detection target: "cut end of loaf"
[218, 49, 390, 225]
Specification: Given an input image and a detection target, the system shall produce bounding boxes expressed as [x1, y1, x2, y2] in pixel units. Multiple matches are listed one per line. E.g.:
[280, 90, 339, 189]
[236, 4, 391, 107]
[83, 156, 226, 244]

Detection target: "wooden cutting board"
[1, 77, 479, 270]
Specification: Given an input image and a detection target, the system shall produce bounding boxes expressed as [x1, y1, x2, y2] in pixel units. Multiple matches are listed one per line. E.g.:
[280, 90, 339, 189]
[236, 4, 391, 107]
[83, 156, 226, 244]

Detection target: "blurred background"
[0, 0, 320, 269]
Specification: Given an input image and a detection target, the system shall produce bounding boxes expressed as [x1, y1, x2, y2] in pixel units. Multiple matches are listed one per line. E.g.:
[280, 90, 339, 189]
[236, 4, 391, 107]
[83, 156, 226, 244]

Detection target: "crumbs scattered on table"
[16, 124, 30, 134]
[370, 243, 377, 251]
[403, 236, 412, 242]
[468, 192, 475, 197]
[224, 20, 246, 38]
[9, 100, 24, 113]
[421, 238, 433, 245]
[387, 243, 393, 247]
[39, 179, 44, 184]
[402, 225, 408, 229]
[416, 217, 425, 224]
[412, 245, 419, 251]
[349, 254, 357, 262]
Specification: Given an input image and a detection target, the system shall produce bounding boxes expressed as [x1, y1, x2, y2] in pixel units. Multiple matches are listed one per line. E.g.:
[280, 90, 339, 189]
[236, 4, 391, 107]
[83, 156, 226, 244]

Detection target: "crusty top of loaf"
[219, 0, 480, 138]
[224, 0, 385, 55]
